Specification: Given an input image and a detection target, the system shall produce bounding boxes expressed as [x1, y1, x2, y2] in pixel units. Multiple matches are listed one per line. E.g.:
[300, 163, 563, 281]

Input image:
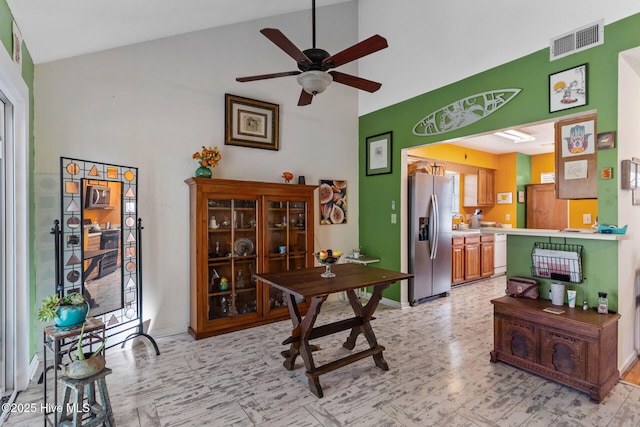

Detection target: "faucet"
[452, 213, 464, 229]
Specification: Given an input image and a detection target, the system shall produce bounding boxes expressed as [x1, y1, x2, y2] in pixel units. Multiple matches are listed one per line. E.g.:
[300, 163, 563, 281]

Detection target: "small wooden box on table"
[43, 317, 105, 426]
[490, 296, 620, 403]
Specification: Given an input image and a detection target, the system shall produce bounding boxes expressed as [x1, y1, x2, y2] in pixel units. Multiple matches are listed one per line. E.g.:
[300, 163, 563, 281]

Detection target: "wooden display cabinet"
[186, 178, 316, 339]
[264, 198, 310, 312]
[491, 296, 620, 403]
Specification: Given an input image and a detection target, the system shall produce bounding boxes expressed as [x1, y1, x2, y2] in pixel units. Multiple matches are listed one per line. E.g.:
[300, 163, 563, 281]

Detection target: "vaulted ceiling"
[7, 0, 352, 64]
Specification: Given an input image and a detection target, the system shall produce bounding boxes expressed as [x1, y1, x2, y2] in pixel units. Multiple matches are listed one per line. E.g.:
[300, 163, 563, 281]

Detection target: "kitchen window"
[446, 171, 460, 213]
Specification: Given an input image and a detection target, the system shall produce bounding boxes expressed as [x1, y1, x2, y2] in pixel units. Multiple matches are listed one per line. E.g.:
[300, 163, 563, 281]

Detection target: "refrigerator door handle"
[430, 194, 439, 260]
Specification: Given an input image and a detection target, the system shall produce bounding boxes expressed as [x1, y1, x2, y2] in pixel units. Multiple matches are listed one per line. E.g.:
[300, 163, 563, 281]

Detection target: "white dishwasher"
[494, 233, 507, 275]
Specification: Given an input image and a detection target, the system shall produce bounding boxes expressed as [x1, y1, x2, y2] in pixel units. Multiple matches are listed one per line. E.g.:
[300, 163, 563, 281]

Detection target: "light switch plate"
[391, 213, 397, 224]
[583, 214, 592, 224]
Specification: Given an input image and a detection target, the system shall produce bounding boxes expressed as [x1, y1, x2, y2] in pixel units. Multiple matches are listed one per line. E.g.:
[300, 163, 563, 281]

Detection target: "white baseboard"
[28, 355, 40, 381]
[620, 350, 639, 377]
[145, 324, 188, 339]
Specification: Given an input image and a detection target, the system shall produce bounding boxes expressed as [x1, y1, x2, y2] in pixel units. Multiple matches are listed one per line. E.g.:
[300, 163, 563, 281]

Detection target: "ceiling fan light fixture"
[297, 70, 333, 95]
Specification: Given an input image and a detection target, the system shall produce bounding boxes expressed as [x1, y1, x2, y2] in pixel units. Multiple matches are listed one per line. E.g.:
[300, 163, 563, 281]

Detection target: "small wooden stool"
[58, 367, 115, 427]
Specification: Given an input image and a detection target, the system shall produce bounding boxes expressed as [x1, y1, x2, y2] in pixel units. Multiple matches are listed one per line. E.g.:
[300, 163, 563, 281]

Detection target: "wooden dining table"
[83, 248, 118, 279]
[253, 263, 413, 398]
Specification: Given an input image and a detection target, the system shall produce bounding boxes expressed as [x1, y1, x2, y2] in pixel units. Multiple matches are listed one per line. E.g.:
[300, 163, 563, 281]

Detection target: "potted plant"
[60, 322, 107, 379]
[37, 292, 89, 327]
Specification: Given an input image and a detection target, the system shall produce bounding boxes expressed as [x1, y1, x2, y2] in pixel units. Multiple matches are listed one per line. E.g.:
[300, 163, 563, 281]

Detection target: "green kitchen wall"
[515, 153, 530, 229]
[359, 13, 640, 305]
[1, 0, 36, 355]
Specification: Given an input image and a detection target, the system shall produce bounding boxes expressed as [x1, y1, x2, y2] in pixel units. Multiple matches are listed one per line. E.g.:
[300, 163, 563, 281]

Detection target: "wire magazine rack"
[531, 242, 583, 283]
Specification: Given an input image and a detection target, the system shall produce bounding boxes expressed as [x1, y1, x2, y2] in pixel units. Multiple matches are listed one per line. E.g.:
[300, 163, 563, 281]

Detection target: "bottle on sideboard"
[597, 292, 608, 314]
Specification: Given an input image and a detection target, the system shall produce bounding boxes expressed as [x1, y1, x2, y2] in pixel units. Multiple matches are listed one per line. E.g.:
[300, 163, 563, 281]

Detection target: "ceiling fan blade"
[322, 35, 388, 68]
[328, 71, 382, 93]
[298, 89, 313, 106]
[261, 28, 313, 66]
[236, 71, 301, 82]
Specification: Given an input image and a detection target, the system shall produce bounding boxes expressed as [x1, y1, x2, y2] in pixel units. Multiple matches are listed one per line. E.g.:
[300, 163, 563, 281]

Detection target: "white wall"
[617, 47, 640, 370]
[33, 3, 360, 337]
[357, 0, 640, 115]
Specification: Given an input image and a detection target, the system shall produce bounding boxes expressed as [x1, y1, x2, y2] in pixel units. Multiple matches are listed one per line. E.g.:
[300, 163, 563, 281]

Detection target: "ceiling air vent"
[550, 19, 604, 61]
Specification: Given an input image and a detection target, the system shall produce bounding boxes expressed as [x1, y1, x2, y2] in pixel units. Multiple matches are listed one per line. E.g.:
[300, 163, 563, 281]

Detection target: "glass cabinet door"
[265, 199, 309, 310]
[206, 197, 258, 321]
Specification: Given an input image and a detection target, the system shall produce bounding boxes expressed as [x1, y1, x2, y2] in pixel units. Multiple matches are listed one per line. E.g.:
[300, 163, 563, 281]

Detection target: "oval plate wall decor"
[412, 88, 521, 136]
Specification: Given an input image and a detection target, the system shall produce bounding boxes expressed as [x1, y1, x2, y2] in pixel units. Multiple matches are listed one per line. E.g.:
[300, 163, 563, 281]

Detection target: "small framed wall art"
[497, 192, 513, 204]
[319, 179, 347, 224]
[596, 131, 616, 150]
[621, 158, 640, 189]
[366, 131, 392, 176]
[225, 94, 279, 150]
[12, 21, 22, 68]
[600, 167, 613, 180]
[549, 63, 587, 113]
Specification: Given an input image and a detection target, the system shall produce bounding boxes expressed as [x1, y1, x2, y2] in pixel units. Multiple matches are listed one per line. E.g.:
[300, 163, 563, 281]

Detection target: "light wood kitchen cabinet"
[463, 169, 495, 207]
[451, 237, 465, 284]
[477, 169, 495, 205]
[480, 234, 495, 278]
[452, 234, 494, 284]
[185, 178, 316, 339]
[526, 183, 568, 229]
[463, 235, 480, 281]
[491, 296, 620, 403]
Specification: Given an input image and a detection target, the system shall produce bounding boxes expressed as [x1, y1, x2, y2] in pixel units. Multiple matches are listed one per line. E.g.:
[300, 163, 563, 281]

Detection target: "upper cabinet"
[463, 169, 495, 207]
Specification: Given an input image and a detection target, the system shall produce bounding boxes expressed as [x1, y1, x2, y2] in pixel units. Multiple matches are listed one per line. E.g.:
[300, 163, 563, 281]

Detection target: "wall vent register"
[550, 19, 603, 61]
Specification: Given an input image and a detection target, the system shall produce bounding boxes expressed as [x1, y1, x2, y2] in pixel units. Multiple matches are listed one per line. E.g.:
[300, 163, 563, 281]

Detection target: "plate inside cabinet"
[234, 237, 254, 256]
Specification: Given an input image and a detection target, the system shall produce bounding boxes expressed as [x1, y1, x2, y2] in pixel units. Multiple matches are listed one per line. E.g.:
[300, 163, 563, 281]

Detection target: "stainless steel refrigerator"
[408, 173, 452, 306]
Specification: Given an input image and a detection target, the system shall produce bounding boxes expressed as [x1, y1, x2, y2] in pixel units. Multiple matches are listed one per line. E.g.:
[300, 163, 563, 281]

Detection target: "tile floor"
[7, 275, 640, 426]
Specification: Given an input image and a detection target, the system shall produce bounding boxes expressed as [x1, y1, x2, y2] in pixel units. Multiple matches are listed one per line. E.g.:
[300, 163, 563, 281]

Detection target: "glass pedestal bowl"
[315, 251, 342, 278]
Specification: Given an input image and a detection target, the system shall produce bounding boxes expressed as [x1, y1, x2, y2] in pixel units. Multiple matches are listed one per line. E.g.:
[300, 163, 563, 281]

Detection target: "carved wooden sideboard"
[490, 295, 620, 403]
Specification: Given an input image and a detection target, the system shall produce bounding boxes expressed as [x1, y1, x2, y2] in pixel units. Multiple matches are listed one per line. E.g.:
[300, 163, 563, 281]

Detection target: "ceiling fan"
[236, 0, 388, 106]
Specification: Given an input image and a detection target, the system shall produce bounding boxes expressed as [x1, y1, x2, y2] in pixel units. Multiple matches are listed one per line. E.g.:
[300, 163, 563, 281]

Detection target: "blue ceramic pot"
[54, 303, 89, 328]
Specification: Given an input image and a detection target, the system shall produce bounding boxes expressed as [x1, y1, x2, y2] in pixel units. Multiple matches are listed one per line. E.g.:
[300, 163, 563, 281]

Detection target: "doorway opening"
[398, 112, 598, 305]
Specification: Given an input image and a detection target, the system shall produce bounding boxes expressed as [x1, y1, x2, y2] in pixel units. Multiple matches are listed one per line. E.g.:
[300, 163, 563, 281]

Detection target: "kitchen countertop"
[451, 229, 482, 237]
[478, 227, 629, 241]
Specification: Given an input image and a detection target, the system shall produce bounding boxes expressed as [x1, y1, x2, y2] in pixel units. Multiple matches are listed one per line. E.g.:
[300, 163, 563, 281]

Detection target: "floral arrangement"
[193, 146, 222, 169]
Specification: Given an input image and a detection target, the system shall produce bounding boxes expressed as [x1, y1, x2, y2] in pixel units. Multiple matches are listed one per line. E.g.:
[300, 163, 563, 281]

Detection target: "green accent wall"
[515, 153, 531, 229]
[0, 1, 13, 55]
[506, 235, 618, 312]
[359, 13, 640, 304]
[1, 1, 36, 355]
